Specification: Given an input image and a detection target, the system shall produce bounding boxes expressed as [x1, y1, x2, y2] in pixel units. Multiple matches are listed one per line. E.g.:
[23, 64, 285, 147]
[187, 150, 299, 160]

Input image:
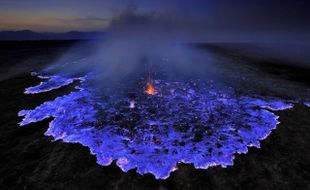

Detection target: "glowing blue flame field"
[18, 72, 298, 179]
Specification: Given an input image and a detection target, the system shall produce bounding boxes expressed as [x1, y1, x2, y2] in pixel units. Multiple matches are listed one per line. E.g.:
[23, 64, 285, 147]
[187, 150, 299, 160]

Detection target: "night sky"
[0, 0, 309, 42]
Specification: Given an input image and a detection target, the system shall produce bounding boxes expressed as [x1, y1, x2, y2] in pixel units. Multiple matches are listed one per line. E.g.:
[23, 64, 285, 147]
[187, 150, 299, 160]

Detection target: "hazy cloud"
[51, 16, 109, 24]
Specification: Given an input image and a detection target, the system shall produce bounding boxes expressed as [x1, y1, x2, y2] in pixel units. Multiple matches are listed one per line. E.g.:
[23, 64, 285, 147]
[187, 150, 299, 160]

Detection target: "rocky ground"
[0, 41, 309, 190]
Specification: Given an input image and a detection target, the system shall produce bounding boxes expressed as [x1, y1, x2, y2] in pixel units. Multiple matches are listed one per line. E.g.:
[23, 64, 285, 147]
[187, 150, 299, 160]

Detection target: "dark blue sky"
[0, 0, 309, 42]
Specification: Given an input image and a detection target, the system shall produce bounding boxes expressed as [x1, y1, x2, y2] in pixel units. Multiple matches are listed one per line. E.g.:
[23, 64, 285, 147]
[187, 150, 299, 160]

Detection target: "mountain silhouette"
[0, 30, 105, 40]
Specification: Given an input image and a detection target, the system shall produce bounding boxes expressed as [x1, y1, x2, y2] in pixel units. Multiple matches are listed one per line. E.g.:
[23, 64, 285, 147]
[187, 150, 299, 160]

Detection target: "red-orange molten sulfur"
[144, 81, 157, 95]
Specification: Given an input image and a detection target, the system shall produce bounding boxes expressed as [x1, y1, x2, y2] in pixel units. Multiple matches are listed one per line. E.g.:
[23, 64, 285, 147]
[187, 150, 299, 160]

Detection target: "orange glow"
[144, 81, 157, 95]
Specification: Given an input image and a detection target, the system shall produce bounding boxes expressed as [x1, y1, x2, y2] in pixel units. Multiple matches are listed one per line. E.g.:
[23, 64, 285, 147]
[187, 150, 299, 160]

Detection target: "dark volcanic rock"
[0, 41, 309, 190]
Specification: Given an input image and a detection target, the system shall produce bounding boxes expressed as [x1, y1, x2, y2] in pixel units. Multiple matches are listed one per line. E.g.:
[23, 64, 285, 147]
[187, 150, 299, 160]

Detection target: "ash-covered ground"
[0, 41, 310, 190]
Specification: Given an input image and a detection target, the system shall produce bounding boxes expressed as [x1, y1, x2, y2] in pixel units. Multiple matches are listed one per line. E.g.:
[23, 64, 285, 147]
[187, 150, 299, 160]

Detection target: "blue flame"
[19, 72, 294, 179]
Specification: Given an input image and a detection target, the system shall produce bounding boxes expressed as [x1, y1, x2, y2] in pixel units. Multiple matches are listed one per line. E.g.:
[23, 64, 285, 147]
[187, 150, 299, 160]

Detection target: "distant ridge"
[0, 30, 105, 40]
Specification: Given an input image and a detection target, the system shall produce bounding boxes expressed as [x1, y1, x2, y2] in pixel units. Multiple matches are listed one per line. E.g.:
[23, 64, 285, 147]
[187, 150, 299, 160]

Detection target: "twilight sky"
[0, 0, 309, 42]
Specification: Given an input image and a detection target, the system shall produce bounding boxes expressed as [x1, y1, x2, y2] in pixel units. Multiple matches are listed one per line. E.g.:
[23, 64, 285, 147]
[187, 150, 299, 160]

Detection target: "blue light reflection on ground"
[19, 73, 295, 179]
